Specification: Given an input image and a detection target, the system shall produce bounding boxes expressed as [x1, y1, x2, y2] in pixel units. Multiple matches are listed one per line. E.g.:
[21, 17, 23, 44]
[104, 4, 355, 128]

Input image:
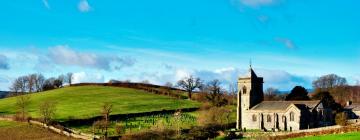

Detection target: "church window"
[243, 86, 247, 94]
[282, 116, 286, 122]
[252, 114, 257, 122]
[290, 112, 295, 121]
[267, 115, 271, 122]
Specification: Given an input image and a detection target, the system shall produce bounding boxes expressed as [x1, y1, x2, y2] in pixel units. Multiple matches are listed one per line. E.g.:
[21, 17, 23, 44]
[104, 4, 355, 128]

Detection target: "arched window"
[252, 114, 257, 122]
[290, 112, 295, 121]
[243, 86, 247, 94]
[267, 115, 271, 122]
[282, 116, 286, 122]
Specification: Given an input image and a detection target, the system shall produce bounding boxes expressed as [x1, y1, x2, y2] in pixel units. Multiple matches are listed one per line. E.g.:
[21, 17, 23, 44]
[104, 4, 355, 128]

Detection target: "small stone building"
[236, 67, 333, 131]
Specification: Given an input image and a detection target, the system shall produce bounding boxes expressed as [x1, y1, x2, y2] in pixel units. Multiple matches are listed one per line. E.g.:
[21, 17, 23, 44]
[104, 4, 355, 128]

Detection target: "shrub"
[181, 124, 223, 140]
[115, 124, 124, 135]
[335, 112, 348, 126]
[39, 100, 57, 124]
[197, 107, 231, 126]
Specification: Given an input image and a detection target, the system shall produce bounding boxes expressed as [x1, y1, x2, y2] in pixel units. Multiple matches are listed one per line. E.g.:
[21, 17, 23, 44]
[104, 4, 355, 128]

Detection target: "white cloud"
[72, 72, 105, 83]
[45, 45, 135, 71]
[240, 0, 280, 7]
[0, 54, 9, 70]
[275, 38, 296, 49]
[42, 0, 50, 9]
[78, 0, 91, 12]
[121, 65, 311, 91]
[183, 67, 311, 91]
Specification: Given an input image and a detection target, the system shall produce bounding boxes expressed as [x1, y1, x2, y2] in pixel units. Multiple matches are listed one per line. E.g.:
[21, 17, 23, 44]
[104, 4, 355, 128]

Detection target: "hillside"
[0, 86, 200, 121]
[0, 120, 77, 140]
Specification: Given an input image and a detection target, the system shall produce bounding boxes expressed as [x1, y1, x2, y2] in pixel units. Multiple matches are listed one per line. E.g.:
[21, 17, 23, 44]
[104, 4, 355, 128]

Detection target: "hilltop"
[0, 85, 200, 121]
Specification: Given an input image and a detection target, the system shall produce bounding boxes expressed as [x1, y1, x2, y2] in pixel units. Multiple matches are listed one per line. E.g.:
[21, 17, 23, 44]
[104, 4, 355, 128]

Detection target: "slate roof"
[345, 103, 360, 111]
[250, 100, 321, 111]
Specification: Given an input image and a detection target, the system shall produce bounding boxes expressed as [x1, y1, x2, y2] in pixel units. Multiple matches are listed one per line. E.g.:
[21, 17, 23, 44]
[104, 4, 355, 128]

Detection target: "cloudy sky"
[0, 0, 359, 91]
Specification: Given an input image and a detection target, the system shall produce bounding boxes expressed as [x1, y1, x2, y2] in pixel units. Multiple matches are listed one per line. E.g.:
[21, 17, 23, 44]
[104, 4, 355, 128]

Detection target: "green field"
[0, 120, 76, 140]
[291, 131, 360, 140]
[73, 112, 198, 136]
[0, 86, 200, 121]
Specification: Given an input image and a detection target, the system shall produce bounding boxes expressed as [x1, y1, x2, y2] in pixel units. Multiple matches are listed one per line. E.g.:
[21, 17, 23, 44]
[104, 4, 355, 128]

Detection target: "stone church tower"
[236, 66, 264, 130]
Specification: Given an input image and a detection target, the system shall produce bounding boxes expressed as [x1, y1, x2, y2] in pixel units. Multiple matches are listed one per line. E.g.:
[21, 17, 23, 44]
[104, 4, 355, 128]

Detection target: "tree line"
[176, 75, 232, 107]
[10, 73, 74, 94]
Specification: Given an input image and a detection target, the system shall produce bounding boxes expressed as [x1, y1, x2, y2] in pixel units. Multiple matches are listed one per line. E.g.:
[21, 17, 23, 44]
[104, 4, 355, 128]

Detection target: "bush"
[180, 124, 224, 140]
[197, 107, 232, 126]
[115, 124, 124, 135]
[335, 112, 348, 126]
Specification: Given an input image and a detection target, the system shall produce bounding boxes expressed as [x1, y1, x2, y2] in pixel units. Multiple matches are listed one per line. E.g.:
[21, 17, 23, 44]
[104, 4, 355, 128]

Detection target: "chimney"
[346, 101, 352, 106]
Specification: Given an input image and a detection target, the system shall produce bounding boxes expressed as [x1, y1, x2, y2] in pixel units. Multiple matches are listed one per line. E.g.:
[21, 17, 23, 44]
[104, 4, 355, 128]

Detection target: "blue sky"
[0, 0, 359, 91]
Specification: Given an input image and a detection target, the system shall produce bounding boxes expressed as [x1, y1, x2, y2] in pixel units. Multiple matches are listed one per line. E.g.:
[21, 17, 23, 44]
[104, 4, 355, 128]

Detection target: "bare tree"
[228, 82, 238, 96]
[56, 75, 65, 88]
[141, 80, 150, 84]
[43, 77, 56, 91]
[312, 74, 347, 90]
[205, 79, 227, 107]
[34, 74, 45, 92]
[15, 93, 31, 121]
[264, 87, 281, 101]
[26, 74, 37, 93]
[101, 103, 113, 139]
[164, 82, 173, 88]
[39, 101, 57, 124]
[10, 76, 28, 93]
[66, 73, 74, 86]
[177, 75, 202, 99]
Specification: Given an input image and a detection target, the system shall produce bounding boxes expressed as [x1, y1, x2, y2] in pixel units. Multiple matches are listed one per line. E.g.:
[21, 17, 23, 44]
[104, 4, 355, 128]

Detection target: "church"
[236, 67, 333, 131]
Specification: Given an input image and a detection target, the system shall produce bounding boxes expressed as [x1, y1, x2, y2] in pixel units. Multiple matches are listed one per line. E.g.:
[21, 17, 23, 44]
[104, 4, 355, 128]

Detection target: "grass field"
[72, 112, 198, 136]
[0, 120, 76, 140]
[0, 86, 200, 121]
[291, 131, 360, 140]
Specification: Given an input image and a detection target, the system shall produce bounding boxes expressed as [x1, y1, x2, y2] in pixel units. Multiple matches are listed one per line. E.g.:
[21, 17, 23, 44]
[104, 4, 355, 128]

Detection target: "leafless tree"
[66, 73, 74, 86]
[228, 82, 238, 96]
[39, 100, 57, 124]
[101, 103, 113, 139]
[264, 87, 281, 101]
[205, 79, 227, 107]
[34, 74, 45, 92]
[26, 74, 37, 93]
[42, 77, 56, 91]
[15, 93, 31, 121]
[10, 76, 28, 93]
[56, 75, 65, 87]
[177, 75, 202, 99]
[141, 80, 150, 84]
[164, 82, 173, 88]
[312, 74, 347, 90]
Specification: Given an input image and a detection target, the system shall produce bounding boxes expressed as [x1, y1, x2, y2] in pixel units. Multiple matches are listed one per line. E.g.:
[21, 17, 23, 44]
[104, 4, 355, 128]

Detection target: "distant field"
[291, 131, 360, 140]
[0, 86, 200, 121]
[0, 120, 76, 140]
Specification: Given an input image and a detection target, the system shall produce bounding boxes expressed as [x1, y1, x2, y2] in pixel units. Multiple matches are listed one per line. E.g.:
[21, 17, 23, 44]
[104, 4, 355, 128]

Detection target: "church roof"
[247, 67, 258, 78]
[250, 100, 321, 111]
[240, 67, 262, 79]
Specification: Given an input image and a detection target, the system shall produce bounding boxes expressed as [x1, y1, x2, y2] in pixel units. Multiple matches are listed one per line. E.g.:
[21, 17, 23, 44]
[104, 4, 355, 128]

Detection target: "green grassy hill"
[0, 86, 200, 121]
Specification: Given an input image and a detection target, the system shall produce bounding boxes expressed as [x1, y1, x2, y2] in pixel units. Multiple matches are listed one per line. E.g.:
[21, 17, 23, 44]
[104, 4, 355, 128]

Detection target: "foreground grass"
[0, 86, 200, 121]
[72, 112, 198, 136]
[0, 120, 76, 140]
[291, 131, 360, 140]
